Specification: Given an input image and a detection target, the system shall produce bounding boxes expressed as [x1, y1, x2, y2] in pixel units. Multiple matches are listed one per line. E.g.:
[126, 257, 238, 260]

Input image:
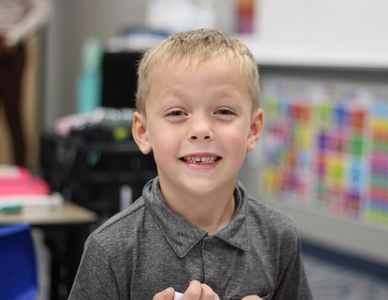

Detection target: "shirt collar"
[143, 178, 250, 258]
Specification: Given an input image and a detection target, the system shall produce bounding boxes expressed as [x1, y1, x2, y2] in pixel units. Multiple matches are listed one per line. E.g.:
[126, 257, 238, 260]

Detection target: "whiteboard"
[238, 0, 388, 68]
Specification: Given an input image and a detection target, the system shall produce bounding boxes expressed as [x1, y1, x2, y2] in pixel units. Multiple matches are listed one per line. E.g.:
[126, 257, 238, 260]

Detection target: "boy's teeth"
[184, 156, 218, 163]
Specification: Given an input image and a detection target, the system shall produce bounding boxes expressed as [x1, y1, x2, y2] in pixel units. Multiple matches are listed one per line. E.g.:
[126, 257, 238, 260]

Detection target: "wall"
[255, 0, 388, 56]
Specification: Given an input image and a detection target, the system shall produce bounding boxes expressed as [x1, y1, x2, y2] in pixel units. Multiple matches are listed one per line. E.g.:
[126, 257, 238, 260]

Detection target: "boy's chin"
[180, 177, 235, 196]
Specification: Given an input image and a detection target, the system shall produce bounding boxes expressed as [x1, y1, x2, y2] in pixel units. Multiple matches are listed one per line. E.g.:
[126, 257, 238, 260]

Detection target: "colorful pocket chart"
[263, 98, 312, 204]
[261, 78, 388, 226]
[367, 104, 388, 225]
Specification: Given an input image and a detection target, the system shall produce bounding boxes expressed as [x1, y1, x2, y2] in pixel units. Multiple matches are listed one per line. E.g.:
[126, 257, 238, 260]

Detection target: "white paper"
[174, 292, 184, 300]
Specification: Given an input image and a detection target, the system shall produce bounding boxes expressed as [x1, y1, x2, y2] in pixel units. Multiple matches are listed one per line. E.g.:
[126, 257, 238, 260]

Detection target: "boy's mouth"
[179, 155, 222, 164]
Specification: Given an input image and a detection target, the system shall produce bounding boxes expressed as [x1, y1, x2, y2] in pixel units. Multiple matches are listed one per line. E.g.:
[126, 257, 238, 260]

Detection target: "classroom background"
[1, 0, 387, 299]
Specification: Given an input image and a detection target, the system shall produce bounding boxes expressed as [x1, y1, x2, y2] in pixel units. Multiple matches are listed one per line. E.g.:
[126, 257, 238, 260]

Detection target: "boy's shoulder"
[245, 195, 300, 242]
[88, 198, 147, 247]
[246, 195, 295, 223]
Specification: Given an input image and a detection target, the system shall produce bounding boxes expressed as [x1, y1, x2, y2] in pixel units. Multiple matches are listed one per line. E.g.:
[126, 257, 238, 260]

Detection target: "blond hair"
[136, 28, 259, 113]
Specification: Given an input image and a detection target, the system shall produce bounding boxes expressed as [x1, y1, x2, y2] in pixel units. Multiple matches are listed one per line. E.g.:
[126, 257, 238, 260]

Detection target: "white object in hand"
[174, 292, 183, 300]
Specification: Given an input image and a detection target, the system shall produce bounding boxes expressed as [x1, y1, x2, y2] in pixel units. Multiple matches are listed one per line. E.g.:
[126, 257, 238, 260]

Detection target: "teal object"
[77, 37, 102, 114]
[77, 71, 101, 114]
[0, 203, 22, 213]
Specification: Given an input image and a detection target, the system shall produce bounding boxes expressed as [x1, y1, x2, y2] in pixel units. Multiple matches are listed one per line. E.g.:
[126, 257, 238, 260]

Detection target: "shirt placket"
[200, 236, 218, 291]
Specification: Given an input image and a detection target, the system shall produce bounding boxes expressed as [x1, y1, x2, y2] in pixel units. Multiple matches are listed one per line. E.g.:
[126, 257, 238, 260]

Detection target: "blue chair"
[0, 224, 38, 300]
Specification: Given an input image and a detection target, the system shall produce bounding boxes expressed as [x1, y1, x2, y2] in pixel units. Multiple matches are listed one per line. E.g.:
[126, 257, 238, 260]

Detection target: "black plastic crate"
[40, 131, 157, 219]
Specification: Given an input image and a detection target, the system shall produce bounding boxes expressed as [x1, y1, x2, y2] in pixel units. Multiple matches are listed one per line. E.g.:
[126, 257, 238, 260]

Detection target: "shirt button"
[204, 241, 214, 251]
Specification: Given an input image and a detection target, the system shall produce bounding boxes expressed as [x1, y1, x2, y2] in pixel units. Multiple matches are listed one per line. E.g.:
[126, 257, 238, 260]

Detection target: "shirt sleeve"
[5, 0, 52, 46]
[68, 235, 120, 300]
[272, 228, 313, 300]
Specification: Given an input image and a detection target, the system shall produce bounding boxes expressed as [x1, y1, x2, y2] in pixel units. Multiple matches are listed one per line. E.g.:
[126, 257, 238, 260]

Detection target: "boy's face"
[133, 57, 263, 200]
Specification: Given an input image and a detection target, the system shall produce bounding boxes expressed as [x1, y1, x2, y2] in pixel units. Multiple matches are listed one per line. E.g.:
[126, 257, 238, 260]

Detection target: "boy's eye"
[167, 110, 183, 116]
[165, 109, 187, 118]
[214, 108, 236, 116]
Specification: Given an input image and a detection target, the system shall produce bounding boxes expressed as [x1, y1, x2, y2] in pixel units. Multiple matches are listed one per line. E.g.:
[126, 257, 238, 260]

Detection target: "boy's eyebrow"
[211, 89, 238, 97]
[211, 87, 247, 100]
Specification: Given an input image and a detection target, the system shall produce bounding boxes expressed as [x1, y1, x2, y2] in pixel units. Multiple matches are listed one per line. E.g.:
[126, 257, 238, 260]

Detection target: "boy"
[69, 29, 312, 300]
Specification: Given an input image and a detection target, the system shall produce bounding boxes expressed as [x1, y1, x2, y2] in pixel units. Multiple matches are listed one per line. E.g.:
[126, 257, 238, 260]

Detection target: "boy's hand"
[182, 280, 220, 300]
[153, 281, 220, 300]
[153, 287, 176, 300]
[152, 282, 262, 300]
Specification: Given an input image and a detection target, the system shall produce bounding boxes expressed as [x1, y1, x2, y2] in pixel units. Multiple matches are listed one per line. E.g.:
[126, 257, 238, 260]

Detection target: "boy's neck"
[161, 184, 237, 235]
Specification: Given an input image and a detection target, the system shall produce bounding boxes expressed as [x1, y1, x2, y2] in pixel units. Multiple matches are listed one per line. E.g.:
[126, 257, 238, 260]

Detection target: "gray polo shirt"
[69, 178, 312, 300]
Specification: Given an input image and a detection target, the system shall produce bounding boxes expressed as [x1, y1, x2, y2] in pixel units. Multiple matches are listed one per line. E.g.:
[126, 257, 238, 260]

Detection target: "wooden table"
[0, 201, 97, 225]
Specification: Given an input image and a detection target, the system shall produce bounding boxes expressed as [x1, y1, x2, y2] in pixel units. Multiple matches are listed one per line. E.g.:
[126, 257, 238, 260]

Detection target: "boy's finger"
[153, 287, 175, 300]
[200, 283, 220, 300]
[182, 280, 202, 299]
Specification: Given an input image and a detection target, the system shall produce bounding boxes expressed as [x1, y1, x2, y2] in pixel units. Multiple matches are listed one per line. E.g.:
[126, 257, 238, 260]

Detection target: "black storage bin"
[40, 131, 157, 221]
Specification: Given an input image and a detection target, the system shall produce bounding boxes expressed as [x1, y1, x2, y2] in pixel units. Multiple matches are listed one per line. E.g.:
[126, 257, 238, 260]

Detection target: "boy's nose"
[189, 116, 213, 141]
[190, 134, 211, 140]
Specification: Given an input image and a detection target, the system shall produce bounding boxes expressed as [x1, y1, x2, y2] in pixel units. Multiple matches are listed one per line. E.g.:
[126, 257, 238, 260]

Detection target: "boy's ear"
[246, 108, 264, 151]
[132, 111, 152, 154]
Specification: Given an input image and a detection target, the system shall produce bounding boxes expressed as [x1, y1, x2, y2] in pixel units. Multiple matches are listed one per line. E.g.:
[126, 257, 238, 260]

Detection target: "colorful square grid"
[261, 79, 388, 226]
[367, 104, 388, 225]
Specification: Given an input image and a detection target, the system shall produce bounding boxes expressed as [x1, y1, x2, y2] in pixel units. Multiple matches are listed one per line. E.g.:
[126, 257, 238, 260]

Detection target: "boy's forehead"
[145, 57, 253, 106]
[146, 58, 248, 97]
